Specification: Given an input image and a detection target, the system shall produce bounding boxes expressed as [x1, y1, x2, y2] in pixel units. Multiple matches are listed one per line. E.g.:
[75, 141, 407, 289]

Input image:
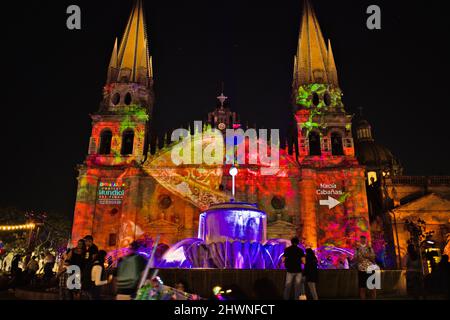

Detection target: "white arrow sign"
[319, 196, 341, 209]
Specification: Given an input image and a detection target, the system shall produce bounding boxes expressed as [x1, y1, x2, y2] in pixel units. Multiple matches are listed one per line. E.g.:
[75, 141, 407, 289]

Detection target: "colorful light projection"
[101, 194, 357, 270]
[143, 129, 298, 210]
[296, 83, 343, 132]
[88, 103, 148, 167]
[198, 202, 267, 244]
[315, 171, 370, 250]
[155, 202, 354, 269]
[97, 181, 126, 205]
[144, 131, 228, 211]
[106, 238, 353, 270]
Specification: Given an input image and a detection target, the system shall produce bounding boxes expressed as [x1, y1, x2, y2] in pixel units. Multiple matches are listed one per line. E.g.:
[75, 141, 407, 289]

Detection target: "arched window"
[324, 92, 331, 106]
[308, 131, 321, 156]
[121, 129, 134, 155]
[124, 92, 132, 105]
[111, 92, 120, 105]
[99, 129, 112, 155]
[331, 132, 344, 156]
[312, 92, 320, 106]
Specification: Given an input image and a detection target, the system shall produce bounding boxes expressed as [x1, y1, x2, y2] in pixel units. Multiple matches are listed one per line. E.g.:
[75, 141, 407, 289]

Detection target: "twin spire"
[294, 0, 339, 88]
[107, 0, 153, 85]
[107, 0, 338, 89]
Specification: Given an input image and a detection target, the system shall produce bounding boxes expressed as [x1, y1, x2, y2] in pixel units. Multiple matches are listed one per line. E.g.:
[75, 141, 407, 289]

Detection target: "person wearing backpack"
[116, 241, 146, 300]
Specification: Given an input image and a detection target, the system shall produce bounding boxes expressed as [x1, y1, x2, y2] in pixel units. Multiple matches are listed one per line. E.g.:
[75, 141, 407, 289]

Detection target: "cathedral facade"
[71, 0, 372, 257]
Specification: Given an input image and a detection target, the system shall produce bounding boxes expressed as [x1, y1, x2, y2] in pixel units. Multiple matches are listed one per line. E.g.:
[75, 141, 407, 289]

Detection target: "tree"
[0, 207, 72, 255]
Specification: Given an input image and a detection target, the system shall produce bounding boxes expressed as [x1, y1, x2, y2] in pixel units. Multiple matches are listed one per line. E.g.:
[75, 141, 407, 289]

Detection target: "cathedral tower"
[88, 0, 153, 166]
[294, 0, 370, 249]
[293, 0, 354, 162]
[72, 0, 154, 247]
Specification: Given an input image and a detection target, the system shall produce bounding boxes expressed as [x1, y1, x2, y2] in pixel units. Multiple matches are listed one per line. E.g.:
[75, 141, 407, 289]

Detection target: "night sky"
[3, 0, 450, 216]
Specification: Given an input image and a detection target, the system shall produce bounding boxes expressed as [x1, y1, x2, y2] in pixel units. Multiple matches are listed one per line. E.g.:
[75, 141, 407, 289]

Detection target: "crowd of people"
[56, 235, 149, 300]
[282, 235, 450, 300]
[55, 236, 197, 300]
[1, 235, 202, 300]
[4, 250, 57, 289]
[282, 235, 381, 300]
[2, 234, 449, 300]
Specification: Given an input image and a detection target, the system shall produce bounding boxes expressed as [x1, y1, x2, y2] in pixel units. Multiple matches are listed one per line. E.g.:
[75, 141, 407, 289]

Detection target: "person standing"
[355, 235, 377, 299]
[81, 235, 98, 299]
[116, 241, 146, 300]
[11, 254, 21, 275]
[83, 235, 99, 264]
[405, 244, 422, 299]
[43, 250, 55, 282]
[435, 254, 449, 299]
[25, 256, 39, 285]
[66, 240, 86, 271]
[90, 250, 112, 300]
[57, 260, 73, 300]
[66, 239, 86, 299]
[26, 256, 39, 274]
[304, 248, 319, 300]
[282, 237, 305, 300]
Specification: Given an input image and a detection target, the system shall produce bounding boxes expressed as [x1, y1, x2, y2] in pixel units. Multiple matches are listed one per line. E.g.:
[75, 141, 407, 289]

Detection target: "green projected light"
[296, 84, 343, 133]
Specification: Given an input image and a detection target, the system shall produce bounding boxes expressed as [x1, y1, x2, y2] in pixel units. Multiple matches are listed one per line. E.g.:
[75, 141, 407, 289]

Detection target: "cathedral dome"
[355, 141, 398, 169]
[353, 116, 403, 174]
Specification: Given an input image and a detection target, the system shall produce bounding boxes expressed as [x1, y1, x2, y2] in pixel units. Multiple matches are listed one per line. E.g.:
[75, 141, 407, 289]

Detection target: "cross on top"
[217, 93, 228, 107]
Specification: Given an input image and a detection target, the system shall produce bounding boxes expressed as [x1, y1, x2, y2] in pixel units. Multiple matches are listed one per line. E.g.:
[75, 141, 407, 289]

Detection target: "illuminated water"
[107, 202, 354, 269]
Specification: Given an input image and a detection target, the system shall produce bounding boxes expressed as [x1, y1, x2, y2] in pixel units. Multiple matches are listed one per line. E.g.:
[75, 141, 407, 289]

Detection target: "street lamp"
[229, 166, 238, 201]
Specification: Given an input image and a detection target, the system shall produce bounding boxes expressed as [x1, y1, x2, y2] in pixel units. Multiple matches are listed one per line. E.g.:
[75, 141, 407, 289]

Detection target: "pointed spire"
[109, 38, 118, 68]
[327, 40, 339, 87]
[294, 0, 338, 88]
[155, 135, 160, 152]
[148, 55, 153, 79]
[110, 0, 152, 84]
[163, 132, 168, 147]
[293, 55, 297, 81]
[107, 38, 118, 82]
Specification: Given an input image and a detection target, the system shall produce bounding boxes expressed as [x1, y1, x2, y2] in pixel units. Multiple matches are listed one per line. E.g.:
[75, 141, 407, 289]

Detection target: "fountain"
[107, 167, 354, 270]
[157, 201, 287, 269]
[156, 167, 353, 269]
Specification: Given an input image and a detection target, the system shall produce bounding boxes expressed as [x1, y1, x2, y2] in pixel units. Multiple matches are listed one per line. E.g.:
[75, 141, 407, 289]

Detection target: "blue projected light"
[198, 202, 266, 244]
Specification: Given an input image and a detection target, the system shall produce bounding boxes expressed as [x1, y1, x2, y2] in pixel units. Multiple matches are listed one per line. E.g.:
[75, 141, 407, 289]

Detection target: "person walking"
[304, 248, 319, 300]
[116, 241, 146, 300]
[355, 235, 377, 299]
[282, 237, 305, 300]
